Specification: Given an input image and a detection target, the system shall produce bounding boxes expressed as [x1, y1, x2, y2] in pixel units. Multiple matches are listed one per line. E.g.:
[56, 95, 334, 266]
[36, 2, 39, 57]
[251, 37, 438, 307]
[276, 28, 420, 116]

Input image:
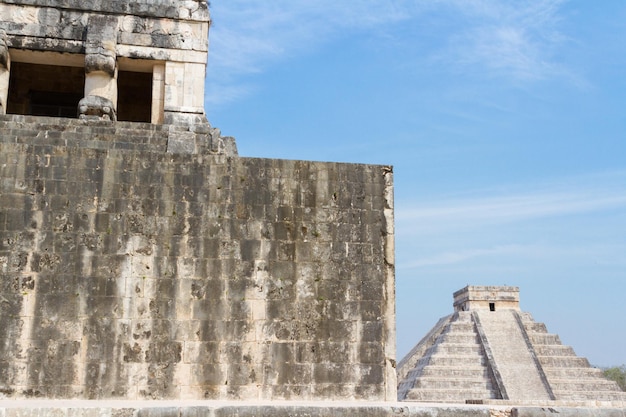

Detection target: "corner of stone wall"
[164, 117, 238, 156]
[381, 165, 397, 400]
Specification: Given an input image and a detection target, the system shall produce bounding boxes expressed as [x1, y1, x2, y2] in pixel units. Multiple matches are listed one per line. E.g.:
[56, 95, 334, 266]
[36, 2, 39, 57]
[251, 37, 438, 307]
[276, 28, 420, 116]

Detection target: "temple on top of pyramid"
[397, 285, 626, 406]
[453, 285, 520, 312]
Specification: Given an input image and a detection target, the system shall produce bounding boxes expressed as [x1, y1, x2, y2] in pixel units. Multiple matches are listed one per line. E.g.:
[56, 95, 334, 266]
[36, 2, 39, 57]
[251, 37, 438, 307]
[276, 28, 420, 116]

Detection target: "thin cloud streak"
[206, 0, 573, 105]
[404, 244, 525, 268]
[401, 241, 626, 269]
[399, 192, 626, 224]
[397, 171, 626, 227]
[442, 0, 570, 80]
[396, 171, 626, 270]
[206, 1, 418, 104]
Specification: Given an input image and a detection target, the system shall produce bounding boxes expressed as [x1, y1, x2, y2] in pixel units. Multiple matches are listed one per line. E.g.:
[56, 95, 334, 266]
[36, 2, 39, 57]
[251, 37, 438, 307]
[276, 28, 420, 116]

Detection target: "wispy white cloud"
[206, 1, 418, 104]
[441, 0, 570, 80]
[402, 242, 626, 269]
[206, 0, 574, 104]
[404, 244, 525, 268]
[396, 171, 626, 269]
[399, 191, 626, 226]
[397, 170, 626, 228]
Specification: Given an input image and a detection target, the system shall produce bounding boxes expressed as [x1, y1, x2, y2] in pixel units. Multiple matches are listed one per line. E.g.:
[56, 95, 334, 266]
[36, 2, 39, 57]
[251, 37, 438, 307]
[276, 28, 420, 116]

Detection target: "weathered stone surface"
[0, 0, 210, 21]
[0, 114, 395, 401]
[78, 96, 117, 121]
[84, 15, 118, 76]
[0, 403, 622, 417]
[398, 286, 626, 405]
[0, 1, 213, 128]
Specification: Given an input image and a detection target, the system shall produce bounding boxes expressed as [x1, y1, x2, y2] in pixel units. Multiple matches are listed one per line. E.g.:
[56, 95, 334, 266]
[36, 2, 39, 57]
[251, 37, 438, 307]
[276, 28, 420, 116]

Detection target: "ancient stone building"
[0, 0, 397, 401]
[398, 286, 626, 405]
[1, 1, 625, 416]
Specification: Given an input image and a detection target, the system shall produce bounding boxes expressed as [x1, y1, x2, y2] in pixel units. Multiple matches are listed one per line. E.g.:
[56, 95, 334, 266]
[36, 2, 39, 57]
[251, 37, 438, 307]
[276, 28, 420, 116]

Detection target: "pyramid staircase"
[398, 286, 626, 405]
[398, 312, 500, 402]
[520, 313, 625, 402]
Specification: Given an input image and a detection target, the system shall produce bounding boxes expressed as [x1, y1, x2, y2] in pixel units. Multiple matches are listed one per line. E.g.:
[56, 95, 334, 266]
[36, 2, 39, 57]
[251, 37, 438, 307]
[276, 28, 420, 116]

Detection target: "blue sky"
[204, 1, 626, 367]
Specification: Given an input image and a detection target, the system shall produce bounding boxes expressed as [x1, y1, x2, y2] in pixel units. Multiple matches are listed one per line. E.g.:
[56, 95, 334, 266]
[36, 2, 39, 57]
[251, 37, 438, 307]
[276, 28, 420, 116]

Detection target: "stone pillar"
[151, 64, 165, 124]
[0, 30, 10, 115]
[79, 15, 119, 121]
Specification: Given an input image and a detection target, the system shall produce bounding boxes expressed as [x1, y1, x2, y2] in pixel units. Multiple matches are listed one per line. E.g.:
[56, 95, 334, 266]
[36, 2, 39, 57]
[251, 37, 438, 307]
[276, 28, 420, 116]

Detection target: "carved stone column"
[80, 15, 119, 121]
[0, 30, 10, 115]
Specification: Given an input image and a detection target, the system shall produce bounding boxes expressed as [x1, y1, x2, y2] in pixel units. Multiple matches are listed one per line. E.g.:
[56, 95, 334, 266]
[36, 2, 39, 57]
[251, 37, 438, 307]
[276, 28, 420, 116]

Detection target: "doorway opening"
[7, 61, 84, 118]
[117, 70, 152, 122]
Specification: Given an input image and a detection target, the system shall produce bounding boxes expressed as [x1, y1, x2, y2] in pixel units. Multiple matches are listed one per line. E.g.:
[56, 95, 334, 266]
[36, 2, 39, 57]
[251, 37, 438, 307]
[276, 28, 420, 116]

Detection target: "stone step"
[523, 322, 548, 333]
[550, 379, 624, 392]
[541, 367, 605, 379]
[405, 368, 424, 386]
[412, 377, 494, 391]
[528, 333, 561, 345]
[554, 390, 626, 402]
[445, 322, 475, 332]
[0, 115, 170, 133]
[397, 381, 417, 396]
[438, 333, 480, 344]
[474, 309, 553, 401]
[533, 345, 576, 356]
[405, 388, 498, 403]
[538, 356, 590, 367]
[417, 354, 487, 367]
[419, 366, 491, 379]
[429, 344, 483, 356]
[454, 311, 474, 322]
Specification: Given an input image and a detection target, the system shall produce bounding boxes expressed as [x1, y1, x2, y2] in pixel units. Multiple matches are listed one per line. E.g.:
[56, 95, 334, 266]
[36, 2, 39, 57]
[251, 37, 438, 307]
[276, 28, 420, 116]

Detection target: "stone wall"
[0, 115, 396, 401]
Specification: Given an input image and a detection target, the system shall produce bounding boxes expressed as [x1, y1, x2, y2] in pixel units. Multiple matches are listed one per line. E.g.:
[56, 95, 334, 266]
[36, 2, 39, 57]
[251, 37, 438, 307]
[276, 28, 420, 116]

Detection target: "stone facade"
[0, 115, 396, 400]
[0, 0, 211, 128]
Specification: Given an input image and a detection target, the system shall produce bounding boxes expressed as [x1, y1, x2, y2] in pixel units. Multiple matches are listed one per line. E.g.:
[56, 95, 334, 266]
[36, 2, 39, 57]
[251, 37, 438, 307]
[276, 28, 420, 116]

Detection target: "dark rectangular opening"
[117, 70, 152, 122]
[489, 303, 495, 312]
[29, 91, 83, 118]
[7, 62, 84, 118]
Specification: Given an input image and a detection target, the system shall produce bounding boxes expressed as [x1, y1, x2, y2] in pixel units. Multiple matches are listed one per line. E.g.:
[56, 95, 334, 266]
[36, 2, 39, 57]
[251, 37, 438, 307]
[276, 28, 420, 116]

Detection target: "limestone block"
[166, 130, 197, 154]
[151, 64, 165, 124]
[164, 61, 185, 108]
[7, 4, 39, 24]
[85, 15, 119, 76]
[183, 62, 206, 108]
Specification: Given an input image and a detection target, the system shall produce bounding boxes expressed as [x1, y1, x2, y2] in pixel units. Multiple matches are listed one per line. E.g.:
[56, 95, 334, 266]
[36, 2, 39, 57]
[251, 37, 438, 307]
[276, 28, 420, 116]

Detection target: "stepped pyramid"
[397, 286, 626, 405]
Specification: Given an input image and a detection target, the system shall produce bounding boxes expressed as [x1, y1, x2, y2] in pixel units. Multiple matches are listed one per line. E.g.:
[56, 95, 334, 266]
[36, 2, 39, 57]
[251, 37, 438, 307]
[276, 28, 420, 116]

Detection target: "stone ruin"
[0, 1, 624, 416]
[398, 286, 626, 405]
[0, 0, 236, 154]
[0, 0, 397, 403]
